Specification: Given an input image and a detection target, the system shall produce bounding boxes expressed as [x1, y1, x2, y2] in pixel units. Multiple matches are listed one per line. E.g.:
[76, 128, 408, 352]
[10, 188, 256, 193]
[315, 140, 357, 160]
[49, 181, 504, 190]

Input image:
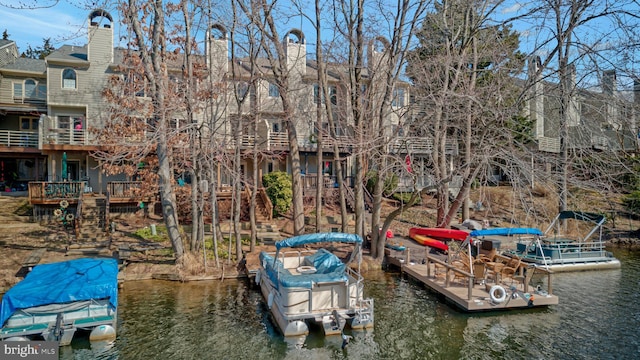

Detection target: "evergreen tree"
[21, 38, 55, 59]
[405, 0, 527, 226]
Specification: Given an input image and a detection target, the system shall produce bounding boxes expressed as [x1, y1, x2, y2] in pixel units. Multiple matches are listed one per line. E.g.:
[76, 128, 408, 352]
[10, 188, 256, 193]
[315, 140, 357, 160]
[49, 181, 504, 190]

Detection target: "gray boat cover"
[1, 258, 118, 326]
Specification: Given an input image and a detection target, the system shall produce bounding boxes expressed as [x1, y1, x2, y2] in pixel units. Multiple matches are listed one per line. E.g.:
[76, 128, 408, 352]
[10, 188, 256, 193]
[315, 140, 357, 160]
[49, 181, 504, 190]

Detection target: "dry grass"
[175, 251, 206, 278]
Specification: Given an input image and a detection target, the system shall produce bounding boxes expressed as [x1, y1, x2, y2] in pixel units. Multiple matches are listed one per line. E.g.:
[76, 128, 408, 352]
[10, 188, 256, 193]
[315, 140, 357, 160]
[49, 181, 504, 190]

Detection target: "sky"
[0, 1, 121, 51]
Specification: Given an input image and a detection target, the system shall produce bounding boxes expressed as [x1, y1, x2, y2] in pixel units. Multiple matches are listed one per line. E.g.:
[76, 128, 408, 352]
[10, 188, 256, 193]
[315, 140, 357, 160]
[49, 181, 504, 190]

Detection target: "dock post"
[468, 278, 473, 300]
[547, 272, 553, 294]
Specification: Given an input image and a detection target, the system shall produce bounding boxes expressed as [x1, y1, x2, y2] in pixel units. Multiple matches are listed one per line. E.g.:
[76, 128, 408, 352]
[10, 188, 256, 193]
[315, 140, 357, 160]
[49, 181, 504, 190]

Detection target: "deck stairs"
[67, 196, 111, 255]
[77, 196, 108, 240]
[344, 185, 373, 212]
[240, 222, 283, 244]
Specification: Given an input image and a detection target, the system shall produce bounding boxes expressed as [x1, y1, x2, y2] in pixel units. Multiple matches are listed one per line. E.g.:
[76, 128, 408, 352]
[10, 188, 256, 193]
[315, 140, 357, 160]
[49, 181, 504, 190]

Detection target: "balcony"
[0, 130, 38, 148]
[388, 137, 459, 155]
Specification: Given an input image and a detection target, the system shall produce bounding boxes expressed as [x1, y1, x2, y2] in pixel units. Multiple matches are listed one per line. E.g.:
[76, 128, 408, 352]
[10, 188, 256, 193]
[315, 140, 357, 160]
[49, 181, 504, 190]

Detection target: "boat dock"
[385, 247, 559, 312]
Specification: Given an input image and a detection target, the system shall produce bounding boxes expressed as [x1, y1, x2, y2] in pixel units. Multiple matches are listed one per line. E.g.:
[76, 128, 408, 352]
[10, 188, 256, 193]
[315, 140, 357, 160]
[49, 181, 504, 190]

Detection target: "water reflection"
[55, 249, 640, 359]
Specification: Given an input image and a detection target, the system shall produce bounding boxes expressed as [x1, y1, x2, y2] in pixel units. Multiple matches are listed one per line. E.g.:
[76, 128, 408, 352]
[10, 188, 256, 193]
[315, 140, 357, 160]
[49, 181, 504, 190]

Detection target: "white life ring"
[255, 271, 261, 285]
[267, 291, 274, 309]
[489, 285, 507, 303]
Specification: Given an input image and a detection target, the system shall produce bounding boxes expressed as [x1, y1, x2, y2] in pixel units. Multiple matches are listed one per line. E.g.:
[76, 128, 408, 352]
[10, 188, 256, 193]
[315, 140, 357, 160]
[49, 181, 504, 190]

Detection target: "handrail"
[105, 190, 111, 233]
[74, 191, 84, 239]
[258, 187, 273, 220]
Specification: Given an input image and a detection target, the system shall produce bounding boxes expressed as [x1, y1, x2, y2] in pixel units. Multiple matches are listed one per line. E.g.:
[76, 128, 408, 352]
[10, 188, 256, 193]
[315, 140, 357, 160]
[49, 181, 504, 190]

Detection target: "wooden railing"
[258, 187, 273, 220]
[0, 130, 38, 148]
[74, 194, 83, 239]
[106, 181, 156, 203]
[28, 181, 85, 203]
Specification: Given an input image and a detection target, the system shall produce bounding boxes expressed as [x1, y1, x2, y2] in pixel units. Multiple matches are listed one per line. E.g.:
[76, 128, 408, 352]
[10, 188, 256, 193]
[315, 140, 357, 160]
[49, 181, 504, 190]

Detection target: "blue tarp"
[469, 228, 543, 237]
[260, 249, 347, 289]
[1, 258, 118, 326]
[275, 232, 362, 250]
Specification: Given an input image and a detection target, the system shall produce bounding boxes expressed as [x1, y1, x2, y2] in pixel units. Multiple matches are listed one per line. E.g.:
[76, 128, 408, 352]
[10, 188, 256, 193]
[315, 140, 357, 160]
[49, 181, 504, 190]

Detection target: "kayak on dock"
[409, 227, 468, 251]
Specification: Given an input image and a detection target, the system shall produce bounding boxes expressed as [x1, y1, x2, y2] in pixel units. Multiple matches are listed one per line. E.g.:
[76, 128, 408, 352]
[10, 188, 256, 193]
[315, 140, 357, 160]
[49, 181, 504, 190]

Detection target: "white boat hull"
[525, 258, 621, 272]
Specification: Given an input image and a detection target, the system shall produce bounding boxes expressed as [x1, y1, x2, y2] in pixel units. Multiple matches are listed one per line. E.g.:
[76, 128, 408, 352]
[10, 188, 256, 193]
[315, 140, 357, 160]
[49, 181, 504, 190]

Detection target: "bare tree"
[515, 0, 640, 214]
[92, 0, 188, 261]
[235, 0, 307, 236]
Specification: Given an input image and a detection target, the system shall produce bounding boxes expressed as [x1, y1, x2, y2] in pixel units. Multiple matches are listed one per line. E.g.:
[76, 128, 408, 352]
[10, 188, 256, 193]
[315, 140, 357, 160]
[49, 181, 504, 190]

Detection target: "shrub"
[262, 171, 292, 217]
[366, 170, 398, 197]
[622, 190, 640, 214]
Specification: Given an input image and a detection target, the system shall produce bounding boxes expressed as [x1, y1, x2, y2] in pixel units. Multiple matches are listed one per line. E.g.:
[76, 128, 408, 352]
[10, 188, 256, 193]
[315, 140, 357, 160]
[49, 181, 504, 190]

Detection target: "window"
[237, 82, 248, 99]
[272, 122, 281, 133]
[13, 83, 23, 98]
[268, 82, 279, 97]
[24, 79, 36, 97]
[314, 84, 321, 104]
[20, 117, 39, 130]
[58, 115, 84, 129]
[13, 79, 46, 102]
[124, 71, 146, 97]
[314, 84, 337, 105]
[62, 69, 77, 89]
[392, 88, 405, 107]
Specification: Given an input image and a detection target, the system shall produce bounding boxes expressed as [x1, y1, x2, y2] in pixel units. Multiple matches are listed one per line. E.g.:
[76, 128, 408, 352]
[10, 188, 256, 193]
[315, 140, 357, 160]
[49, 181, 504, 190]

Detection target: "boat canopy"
[275, 232, 362, 250]
[469, 228, 543, 237]
[557, 211, 605, 224]
[0, 258, 118, 326]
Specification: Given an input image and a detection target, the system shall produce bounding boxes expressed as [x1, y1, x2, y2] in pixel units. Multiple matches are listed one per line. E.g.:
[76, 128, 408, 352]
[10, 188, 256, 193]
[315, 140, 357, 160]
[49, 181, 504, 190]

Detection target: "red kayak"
[409, 227, 468, 241]
[408, 227, 468, 251]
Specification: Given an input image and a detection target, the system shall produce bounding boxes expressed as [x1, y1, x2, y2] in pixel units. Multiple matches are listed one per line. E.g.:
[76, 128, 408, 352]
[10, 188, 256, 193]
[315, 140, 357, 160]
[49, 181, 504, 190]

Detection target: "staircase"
[255, 189, 271, 222]
[77, 196, 109, 243]
[345, 185, 373, 212]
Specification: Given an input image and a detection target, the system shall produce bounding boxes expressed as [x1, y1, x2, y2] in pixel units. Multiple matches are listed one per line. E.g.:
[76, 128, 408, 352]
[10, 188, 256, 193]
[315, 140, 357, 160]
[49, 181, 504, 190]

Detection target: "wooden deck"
[386, 248, 559, 312]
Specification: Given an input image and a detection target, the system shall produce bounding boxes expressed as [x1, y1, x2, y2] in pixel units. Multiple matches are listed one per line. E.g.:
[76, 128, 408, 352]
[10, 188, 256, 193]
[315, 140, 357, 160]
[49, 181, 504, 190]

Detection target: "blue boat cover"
[1, 258, 118, 326]
[470, 228, 543, 237]
[275, 232, 362, 250]
[260, 249, 347, 289]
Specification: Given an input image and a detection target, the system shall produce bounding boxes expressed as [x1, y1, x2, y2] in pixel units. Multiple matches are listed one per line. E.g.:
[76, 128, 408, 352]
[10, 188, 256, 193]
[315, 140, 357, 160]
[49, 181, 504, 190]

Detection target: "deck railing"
[29, 181, 85, 203]
[0, 130, 38, 148]
[107, 181, 146, 201]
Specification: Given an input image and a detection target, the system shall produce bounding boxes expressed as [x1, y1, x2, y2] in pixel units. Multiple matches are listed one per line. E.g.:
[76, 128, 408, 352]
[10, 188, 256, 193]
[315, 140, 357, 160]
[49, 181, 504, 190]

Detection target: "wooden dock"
[385, 247, 559, 312]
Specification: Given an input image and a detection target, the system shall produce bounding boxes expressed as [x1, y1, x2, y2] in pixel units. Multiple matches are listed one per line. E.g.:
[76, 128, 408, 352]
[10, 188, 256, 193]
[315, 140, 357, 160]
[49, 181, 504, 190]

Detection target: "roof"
[45, 44, 88, 64]
[0, 258, 119, 326]
[0, 39, 13, 49]
[0, 57, 46, 75]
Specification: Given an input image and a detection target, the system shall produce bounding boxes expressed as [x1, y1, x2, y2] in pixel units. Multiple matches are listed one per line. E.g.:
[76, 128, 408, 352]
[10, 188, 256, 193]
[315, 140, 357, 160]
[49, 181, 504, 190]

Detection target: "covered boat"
[1, 258, 118, 345]
[508, 212, 620, 272]
[257, 233, 374, 338]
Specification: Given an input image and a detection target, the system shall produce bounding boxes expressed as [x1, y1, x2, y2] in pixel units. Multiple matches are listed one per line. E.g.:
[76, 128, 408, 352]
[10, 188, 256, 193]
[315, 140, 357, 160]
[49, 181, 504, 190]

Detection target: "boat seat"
[302, 249, 345, 274]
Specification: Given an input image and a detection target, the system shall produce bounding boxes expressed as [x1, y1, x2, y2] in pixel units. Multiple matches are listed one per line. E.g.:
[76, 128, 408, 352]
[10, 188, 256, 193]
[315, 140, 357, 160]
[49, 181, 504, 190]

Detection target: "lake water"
[59, 248, 640, 359]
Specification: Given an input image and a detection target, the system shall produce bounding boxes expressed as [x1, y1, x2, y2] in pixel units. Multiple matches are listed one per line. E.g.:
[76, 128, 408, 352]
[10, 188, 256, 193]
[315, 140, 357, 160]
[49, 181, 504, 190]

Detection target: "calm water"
[60, 249, 640, 359]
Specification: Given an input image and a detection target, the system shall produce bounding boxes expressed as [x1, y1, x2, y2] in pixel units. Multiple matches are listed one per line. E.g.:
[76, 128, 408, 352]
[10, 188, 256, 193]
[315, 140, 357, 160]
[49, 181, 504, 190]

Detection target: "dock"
[385, 247, 559, 312]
